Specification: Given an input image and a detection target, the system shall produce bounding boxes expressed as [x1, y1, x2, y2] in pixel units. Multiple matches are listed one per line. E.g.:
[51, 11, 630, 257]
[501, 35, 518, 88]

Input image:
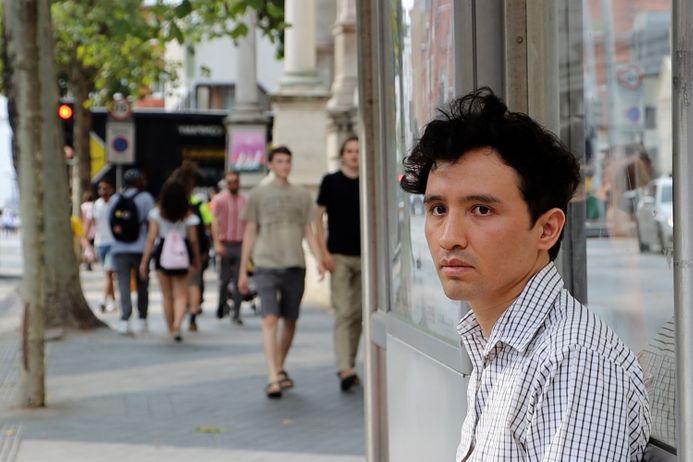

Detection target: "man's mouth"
[440, 258, 473, 276]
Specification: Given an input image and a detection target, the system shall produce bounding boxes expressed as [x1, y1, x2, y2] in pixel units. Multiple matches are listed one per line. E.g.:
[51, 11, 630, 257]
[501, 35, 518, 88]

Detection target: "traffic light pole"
[115, 165, 123, 192]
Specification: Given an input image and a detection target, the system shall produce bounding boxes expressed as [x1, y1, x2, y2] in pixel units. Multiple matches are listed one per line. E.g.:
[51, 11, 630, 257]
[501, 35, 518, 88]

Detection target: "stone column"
[272, 0, 330, 188]
[234, 9, 262, 118]
[225, 9, 268, 187]
[280, 0, 322, 89]
[327, 0, 357, 112]
[326, 0, 358, 171]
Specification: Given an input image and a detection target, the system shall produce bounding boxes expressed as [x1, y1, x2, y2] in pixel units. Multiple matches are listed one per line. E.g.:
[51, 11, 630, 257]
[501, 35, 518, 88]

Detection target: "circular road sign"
[110, 99, 132, 121]
[112, 136, 129, 153]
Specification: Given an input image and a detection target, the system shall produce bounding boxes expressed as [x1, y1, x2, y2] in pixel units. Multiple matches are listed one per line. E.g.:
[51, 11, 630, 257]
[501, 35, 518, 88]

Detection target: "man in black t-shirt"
[315, 135, 362, 392]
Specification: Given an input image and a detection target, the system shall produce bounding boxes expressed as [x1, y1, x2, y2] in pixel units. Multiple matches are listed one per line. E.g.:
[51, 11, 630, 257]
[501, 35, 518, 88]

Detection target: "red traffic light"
[57, 103, 73, 120]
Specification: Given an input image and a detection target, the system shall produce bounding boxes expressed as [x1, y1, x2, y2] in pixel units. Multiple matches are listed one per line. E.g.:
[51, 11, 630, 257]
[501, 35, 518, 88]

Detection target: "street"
[0, 235, 365, 462]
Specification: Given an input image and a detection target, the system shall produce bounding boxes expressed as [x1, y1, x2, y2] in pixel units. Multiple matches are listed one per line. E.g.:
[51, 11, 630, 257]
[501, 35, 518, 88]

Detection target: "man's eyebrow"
[463, 194, 501, 204]
[423, 194, 501, 204]
[423, 194, 443, 204]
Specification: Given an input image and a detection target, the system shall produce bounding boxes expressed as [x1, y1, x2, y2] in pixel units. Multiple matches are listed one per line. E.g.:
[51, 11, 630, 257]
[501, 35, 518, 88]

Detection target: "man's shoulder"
[134, 190, 154, 207]
[322, 171, 342, 183]
[537, 292, 641, 375]
[290, 183, 311, 198]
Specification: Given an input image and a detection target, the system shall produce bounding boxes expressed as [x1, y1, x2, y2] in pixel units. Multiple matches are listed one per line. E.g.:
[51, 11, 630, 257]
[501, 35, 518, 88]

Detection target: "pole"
[672, 0, 693, 458]
[116, 165, 123, 192]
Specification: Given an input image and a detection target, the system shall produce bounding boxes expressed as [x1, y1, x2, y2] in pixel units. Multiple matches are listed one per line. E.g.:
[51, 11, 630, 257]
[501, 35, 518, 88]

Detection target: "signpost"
[106, 96, 135, 190]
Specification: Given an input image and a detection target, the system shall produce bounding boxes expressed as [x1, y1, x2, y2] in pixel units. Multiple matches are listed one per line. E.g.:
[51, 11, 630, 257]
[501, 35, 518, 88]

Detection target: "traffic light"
[57, 100, 74, 147]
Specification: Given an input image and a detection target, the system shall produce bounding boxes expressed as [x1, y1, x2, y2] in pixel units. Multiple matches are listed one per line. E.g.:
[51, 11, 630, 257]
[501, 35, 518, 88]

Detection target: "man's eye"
[472, 205, 491, 216]
[429, 204, 446, 215]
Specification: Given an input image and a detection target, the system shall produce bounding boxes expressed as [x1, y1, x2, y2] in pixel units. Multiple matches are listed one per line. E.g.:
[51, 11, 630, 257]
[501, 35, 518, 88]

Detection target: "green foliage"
[49, 0, 285, 105]
[161, 0, 286, 59]
[52, 0, 176, 106]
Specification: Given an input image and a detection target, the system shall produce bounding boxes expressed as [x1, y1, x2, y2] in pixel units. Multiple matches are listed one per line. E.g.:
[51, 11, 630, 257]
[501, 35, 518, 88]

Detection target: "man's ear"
[536, 208, 566, 251]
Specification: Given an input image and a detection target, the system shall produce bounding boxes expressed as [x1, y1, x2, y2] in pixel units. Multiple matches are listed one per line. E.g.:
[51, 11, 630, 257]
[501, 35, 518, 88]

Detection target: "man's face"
[98, 182, 113, 198]
[269, 152, 292, 180]
[424, 147, 546, 307]
[225, 172, 239, 193]
[341, 140, 359, 170]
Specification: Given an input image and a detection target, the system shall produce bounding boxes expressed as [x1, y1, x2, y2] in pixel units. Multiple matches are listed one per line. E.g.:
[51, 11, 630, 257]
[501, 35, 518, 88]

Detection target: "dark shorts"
[253, 267, 306, 320]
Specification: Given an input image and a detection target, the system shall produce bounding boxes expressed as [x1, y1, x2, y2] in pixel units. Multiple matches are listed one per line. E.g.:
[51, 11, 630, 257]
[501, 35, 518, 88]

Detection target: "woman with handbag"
[140, 179, 201, 342]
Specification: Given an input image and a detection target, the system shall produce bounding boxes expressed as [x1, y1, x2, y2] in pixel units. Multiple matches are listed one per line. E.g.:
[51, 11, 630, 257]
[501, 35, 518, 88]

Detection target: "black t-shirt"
[316, 170, 361, 256]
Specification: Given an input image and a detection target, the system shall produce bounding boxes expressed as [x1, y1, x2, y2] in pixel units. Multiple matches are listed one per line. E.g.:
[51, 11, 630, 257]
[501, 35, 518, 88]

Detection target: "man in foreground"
[400, 88, 650, 461]
[239, 146, 325, 399]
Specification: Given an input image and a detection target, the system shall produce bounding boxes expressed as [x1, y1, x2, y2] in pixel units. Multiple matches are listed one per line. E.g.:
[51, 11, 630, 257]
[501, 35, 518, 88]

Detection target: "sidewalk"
[0, 237, 365, 462]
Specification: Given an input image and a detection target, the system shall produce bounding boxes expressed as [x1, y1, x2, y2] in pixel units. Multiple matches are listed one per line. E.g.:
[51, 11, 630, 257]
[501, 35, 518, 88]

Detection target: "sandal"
[278, 370, 294, 389]
[265, 381, 282, 399]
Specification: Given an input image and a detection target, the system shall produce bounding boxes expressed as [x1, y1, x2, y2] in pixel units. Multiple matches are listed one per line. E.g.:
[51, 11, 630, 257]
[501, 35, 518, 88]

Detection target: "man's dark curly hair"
[400, 87, 581, 261]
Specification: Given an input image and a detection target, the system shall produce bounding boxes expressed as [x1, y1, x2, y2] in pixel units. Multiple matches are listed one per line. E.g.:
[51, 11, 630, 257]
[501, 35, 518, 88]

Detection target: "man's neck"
[272, 177, 289, 186]
[228, 189, 238, 197]
[341, 165, 359, 179]
[470, 256, 550, 337]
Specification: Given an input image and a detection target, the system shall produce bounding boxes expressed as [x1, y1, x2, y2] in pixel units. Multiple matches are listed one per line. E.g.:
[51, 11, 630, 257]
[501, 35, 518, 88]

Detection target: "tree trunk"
[1, 13, 19, 173]
[5, 0, 47, 408]
[41, 7, 104, 330]
[71, 63, 93, 209]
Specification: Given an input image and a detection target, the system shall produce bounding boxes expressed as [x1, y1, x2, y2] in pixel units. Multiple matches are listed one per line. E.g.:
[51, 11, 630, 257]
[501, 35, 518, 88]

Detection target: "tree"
[4, 0, 51, 407]
[2, 1, 104, 332]
[52, 0, 175, 203]
[53, 0, 286, 207]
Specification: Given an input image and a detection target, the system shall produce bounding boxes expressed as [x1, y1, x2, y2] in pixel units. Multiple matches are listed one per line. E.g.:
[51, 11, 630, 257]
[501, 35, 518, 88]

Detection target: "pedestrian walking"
[400, 88, 650, 460]
[171, 160, 213, 332]
[238, 146, 325, 399]
[89, 180, 117, 312]
[211, 170, 246, 324]
[80, 190, 96, 270]
[140, 178, 201, 342]
[315, 135, 363, 391]
[109, 168, 155, 335]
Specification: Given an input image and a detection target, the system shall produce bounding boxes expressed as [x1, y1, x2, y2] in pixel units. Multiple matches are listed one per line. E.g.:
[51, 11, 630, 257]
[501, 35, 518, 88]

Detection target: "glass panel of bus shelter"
[577, 0, 674, 448]
[385, 0, 463, 343]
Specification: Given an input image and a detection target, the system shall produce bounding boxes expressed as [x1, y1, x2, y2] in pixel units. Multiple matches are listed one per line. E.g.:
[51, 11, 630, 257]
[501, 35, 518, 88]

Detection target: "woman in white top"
[140, 179, 201, 341]
[89, 180, 116, 312]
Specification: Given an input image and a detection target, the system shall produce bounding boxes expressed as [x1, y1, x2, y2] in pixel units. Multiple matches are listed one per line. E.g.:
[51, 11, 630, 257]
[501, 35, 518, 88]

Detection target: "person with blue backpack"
[108, 169, 155, 335]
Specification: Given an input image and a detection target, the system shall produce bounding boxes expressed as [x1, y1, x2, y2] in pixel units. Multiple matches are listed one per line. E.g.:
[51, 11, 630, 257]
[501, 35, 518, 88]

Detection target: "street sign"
[110, 98, 132, 121]
[106, 121, 135, 164]
[616, 64, 642, 90]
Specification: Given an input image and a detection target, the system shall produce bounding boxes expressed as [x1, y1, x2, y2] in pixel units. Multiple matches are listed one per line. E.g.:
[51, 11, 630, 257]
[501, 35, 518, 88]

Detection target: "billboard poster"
[227, 128, 266, 172]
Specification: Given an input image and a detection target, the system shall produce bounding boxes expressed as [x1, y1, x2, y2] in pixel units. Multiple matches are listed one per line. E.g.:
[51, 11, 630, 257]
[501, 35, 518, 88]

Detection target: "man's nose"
[438, 213, 467, 250]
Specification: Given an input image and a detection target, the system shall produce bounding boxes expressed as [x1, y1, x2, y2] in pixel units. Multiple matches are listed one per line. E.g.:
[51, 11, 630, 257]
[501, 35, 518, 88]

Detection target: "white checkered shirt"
[456, 263, 650, 461]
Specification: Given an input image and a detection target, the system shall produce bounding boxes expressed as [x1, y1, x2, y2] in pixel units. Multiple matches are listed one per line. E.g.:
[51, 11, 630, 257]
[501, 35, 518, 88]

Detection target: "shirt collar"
[457, 262, 564, 359]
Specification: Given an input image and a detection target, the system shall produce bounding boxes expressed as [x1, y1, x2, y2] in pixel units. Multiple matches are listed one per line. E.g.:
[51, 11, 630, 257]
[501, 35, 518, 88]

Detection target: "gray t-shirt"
[242, 182, 315, 269]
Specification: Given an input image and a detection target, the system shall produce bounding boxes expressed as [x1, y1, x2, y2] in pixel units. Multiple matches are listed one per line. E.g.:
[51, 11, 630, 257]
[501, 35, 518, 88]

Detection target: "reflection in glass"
[386, 0, 462, 342]
[579, 0, 674, 447]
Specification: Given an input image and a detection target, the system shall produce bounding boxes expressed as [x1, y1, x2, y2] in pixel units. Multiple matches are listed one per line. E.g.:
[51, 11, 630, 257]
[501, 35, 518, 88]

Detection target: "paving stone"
[0, 237, 365, 461]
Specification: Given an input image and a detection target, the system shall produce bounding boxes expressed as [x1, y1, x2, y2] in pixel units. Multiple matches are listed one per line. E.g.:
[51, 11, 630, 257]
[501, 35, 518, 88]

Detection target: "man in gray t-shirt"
[239, 146, 325, 399]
